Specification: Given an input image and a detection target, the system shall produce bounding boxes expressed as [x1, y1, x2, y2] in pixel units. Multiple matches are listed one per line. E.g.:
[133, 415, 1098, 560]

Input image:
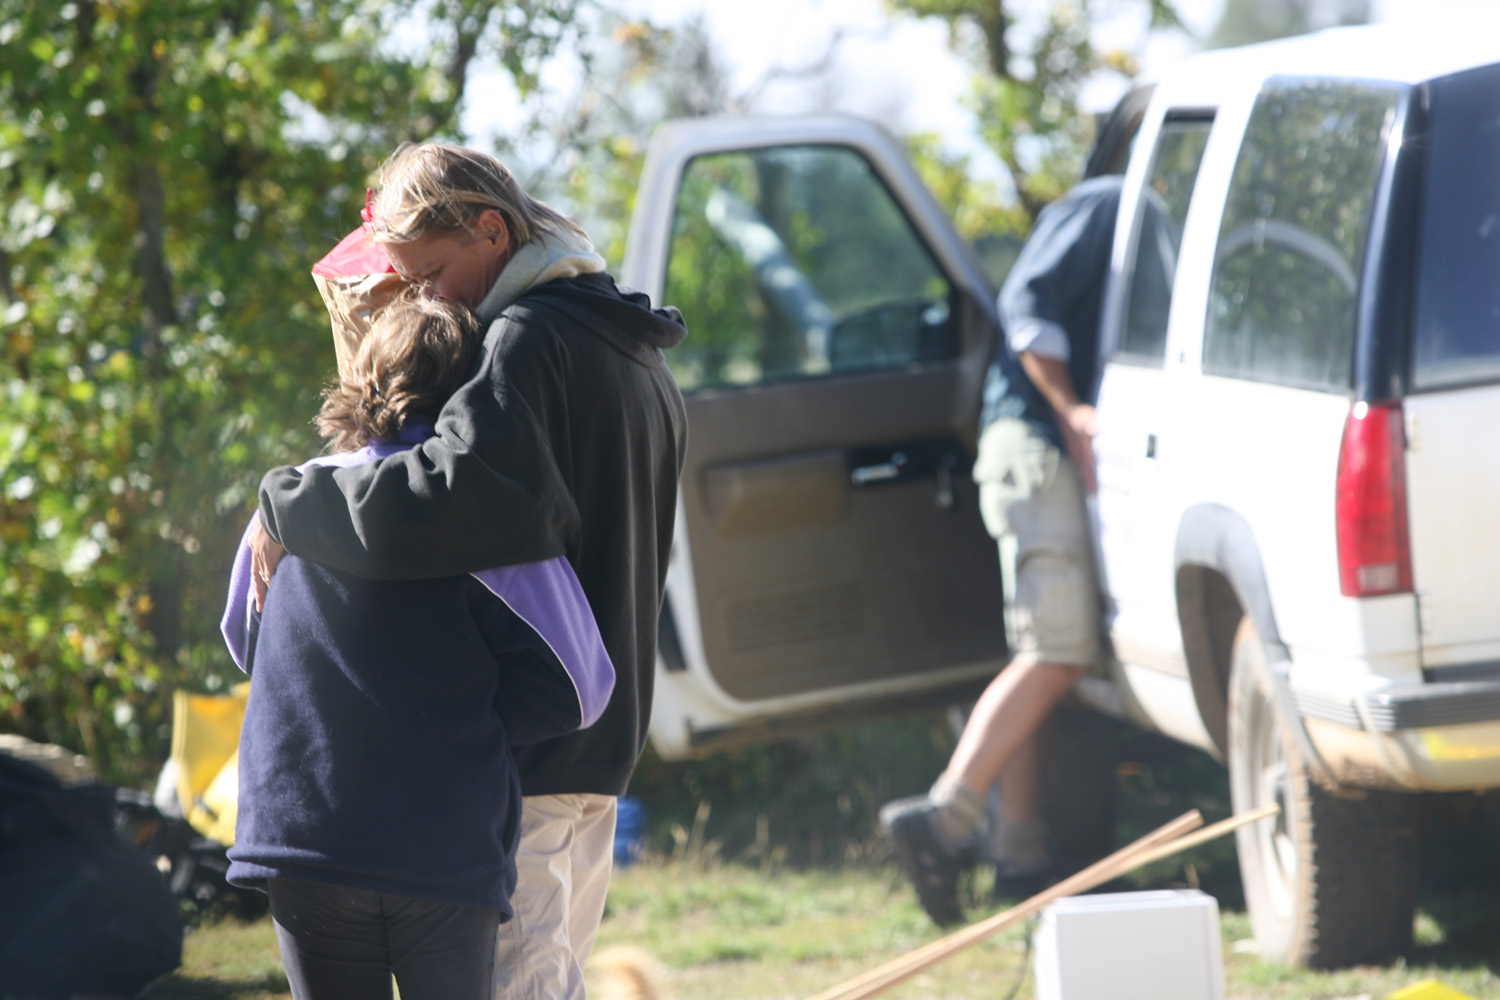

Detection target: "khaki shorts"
[973, 418, 1102, 670]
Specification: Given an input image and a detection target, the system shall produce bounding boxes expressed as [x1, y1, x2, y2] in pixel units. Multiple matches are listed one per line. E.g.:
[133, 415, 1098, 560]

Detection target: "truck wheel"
[1227, 617, 1419, 968]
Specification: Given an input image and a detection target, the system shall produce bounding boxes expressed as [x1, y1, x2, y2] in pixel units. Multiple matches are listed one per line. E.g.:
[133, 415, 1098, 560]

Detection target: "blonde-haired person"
[222, 293, 614, 1000]
[247, 143, 688, 1000]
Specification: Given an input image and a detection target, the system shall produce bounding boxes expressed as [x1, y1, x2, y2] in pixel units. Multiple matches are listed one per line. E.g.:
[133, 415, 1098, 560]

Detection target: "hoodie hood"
[506, 272, 688, 367]
[477, 227, 608, 322]
[478, 229, 688, 365]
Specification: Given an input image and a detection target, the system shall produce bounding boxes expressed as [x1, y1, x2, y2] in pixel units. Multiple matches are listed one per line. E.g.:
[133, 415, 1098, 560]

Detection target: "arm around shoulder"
[258, 325, 580, 580]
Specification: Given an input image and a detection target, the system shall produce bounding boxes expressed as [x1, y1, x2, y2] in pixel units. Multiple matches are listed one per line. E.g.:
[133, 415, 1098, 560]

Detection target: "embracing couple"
[218, 143, 687, 1000]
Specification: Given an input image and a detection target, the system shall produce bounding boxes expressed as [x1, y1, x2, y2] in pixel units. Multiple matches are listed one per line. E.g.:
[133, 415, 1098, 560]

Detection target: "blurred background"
[0, 0, 1483, 857]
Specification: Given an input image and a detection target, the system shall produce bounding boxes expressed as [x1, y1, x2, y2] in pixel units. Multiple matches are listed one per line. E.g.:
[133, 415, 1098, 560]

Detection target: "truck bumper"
[1299, 676, 1500, 791]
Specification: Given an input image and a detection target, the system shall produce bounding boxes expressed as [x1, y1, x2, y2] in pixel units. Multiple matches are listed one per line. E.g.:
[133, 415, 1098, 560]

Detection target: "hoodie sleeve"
[256, 308, 580, 581]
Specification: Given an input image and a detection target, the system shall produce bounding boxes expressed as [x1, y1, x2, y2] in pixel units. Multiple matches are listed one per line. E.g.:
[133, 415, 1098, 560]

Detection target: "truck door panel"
[623, 117, 1007, 731]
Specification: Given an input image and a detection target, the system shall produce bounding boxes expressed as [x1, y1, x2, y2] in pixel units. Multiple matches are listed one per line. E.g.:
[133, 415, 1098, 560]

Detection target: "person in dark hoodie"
[245, 143, 689, 1000]
[221, 292, 616, 1000]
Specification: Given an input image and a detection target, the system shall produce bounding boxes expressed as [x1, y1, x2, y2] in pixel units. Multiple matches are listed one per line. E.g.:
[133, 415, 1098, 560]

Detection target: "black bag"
[0, 752, 182, 999]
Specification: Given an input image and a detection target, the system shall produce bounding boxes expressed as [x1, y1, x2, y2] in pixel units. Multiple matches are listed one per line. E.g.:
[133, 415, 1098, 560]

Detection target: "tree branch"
[737, 23, 891, 111]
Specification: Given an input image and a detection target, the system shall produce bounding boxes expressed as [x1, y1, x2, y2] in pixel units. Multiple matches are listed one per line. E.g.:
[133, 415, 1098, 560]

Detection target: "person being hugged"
[219, 293, 614, 1000]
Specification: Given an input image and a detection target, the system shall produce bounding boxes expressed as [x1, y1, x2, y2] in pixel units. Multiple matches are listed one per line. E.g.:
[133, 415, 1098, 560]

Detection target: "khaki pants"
[493, 794, 617, 1000]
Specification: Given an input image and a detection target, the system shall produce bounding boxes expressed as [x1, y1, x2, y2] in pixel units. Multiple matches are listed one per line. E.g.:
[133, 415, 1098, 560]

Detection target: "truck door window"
[661, 146, 956, 392]
[1412, 63, 1500, 391]
[1204, 81, 1400, 390]
[1118, 115, 1213, 363]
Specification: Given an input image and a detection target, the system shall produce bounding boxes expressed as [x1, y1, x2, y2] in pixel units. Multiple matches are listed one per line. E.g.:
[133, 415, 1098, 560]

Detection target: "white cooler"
[1033, 889, 1225, 1000]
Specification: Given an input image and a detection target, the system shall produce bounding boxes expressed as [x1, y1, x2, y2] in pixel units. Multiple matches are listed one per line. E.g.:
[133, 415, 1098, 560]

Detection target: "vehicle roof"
[1157, 22, 1500, 104]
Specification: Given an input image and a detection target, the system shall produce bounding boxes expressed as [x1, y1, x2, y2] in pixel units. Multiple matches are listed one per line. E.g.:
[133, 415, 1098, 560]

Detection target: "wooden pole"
[808, 805, 1278, 1000]
[806, 809, 1203, 1000]
[1128, 804, 1279, 870]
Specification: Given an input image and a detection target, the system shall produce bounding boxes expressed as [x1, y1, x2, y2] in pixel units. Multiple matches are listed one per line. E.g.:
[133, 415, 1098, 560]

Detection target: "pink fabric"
[310, 220, 394, 279]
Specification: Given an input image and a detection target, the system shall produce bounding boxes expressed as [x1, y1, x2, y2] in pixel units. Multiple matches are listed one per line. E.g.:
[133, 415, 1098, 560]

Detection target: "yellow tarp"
[170, 682, 249, 846]
[1386, 981, 1478, 1000]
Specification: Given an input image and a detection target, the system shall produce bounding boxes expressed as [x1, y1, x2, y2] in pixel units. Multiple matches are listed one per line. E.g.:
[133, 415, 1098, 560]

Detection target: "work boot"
[880, 796, 969, 928]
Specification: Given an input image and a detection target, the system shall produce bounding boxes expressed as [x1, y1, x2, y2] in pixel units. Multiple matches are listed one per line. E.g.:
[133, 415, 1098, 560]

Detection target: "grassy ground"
[142, 856, 1500, 1000]
[140, 724, 1499, 999]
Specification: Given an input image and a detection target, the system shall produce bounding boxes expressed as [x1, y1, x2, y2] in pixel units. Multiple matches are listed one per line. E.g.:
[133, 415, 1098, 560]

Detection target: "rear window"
[1204, 80, 1400, 391]
[1411, 63, 1500, 391]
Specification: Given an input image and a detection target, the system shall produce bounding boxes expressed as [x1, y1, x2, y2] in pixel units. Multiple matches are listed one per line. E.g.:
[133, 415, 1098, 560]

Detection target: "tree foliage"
[1, 0, 1202, 789]
[0, 0, 582, 784]
[530, 12, 735, 263]
[889, 0, 1182, 223]
[1207, 0, 1369, 50]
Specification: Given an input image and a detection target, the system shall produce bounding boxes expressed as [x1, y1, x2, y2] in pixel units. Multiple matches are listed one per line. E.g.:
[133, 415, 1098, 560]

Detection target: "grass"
[142, 857, 1500, 1000]
[139, 917, 288, 1000]
[141, 726, 1500, 999]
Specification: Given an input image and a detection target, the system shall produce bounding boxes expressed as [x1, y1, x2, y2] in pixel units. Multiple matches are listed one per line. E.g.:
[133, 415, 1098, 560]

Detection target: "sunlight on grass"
[594, 861, 1500, 1000]
[1415, 911, 1447, 948]
[140, 916, 289, 1000]
[141, 860, 1499, 1000]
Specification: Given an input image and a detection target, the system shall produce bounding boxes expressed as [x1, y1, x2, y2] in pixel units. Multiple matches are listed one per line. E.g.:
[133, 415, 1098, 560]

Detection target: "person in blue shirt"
[220, 293, 615, 1000]
[882, 175, 1124, 927]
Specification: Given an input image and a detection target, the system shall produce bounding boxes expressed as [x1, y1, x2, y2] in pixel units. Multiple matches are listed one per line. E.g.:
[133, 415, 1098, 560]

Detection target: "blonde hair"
[368, 143, 585, 253]
[315, 292, 482, 452]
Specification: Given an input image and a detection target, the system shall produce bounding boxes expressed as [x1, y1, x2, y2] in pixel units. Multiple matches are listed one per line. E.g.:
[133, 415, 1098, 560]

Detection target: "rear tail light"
[1335, 401, 1412, 597]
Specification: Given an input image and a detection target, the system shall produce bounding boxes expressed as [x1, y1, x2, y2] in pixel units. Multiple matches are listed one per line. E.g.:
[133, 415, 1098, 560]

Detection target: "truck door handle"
[935, 456, 957, 511]
[1146, 433, 1157, 459]
[847, 442, 962, 511]
[850, 452, 907, 486]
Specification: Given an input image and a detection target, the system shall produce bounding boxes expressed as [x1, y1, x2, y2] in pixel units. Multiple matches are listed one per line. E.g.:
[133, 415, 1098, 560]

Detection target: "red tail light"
[1336, 401, 1412, 597]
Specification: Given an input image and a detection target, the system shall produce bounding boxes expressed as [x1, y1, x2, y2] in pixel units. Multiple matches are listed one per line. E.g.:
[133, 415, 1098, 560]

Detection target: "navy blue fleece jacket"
[221, 433, 615, 915]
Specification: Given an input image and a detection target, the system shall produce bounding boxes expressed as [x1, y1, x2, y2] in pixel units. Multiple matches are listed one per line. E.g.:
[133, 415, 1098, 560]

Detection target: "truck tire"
[1227, 617, 1419, 968]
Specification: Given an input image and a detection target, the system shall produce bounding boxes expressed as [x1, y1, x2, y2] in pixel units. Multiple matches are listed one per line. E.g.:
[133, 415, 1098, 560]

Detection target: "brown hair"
[368, 143, 585, 253]
[315, 292, 482, 453]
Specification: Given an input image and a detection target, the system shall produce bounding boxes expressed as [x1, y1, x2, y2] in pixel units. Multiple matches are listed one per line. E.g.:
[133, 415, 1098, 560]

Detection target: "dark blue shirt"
[980, 175, 1124, 447]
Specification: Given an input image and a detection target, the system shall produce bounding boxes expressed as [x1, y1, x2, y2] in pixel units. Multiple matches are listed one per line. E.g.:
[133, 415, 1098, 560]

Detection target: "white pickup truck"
[620, 23, 1500, 968]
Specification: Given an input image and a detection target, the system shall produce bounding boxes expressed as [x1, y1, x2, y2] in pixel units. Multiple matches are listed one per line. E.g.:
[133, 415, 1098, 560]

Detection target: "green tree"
[0, 0, 582, 784]
[524, 11, 736, 263]
[1207, 0, 1369, 49]
[891, 0, 1184, 223]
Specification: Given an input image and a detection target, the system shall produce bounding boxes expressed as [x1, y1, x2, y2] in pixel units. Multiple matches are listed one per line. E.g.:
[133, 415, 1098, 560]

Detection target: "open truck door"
[621, 116, 1008, 758]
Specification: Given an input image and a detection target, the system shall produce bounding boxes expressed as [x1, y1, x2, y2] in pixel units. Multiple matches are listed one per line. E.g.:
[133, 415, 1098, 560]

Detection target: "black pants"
[268, 879, 500, 1000]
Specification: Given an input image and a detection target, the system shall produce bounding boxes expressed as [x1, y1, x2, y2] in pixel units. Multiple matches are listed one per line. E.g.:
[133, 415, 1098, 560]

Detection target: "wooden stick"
[1128, 803, 1279, 871]
[810, 805, 1281, 1000]
[806, 809, 1204, 1000]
